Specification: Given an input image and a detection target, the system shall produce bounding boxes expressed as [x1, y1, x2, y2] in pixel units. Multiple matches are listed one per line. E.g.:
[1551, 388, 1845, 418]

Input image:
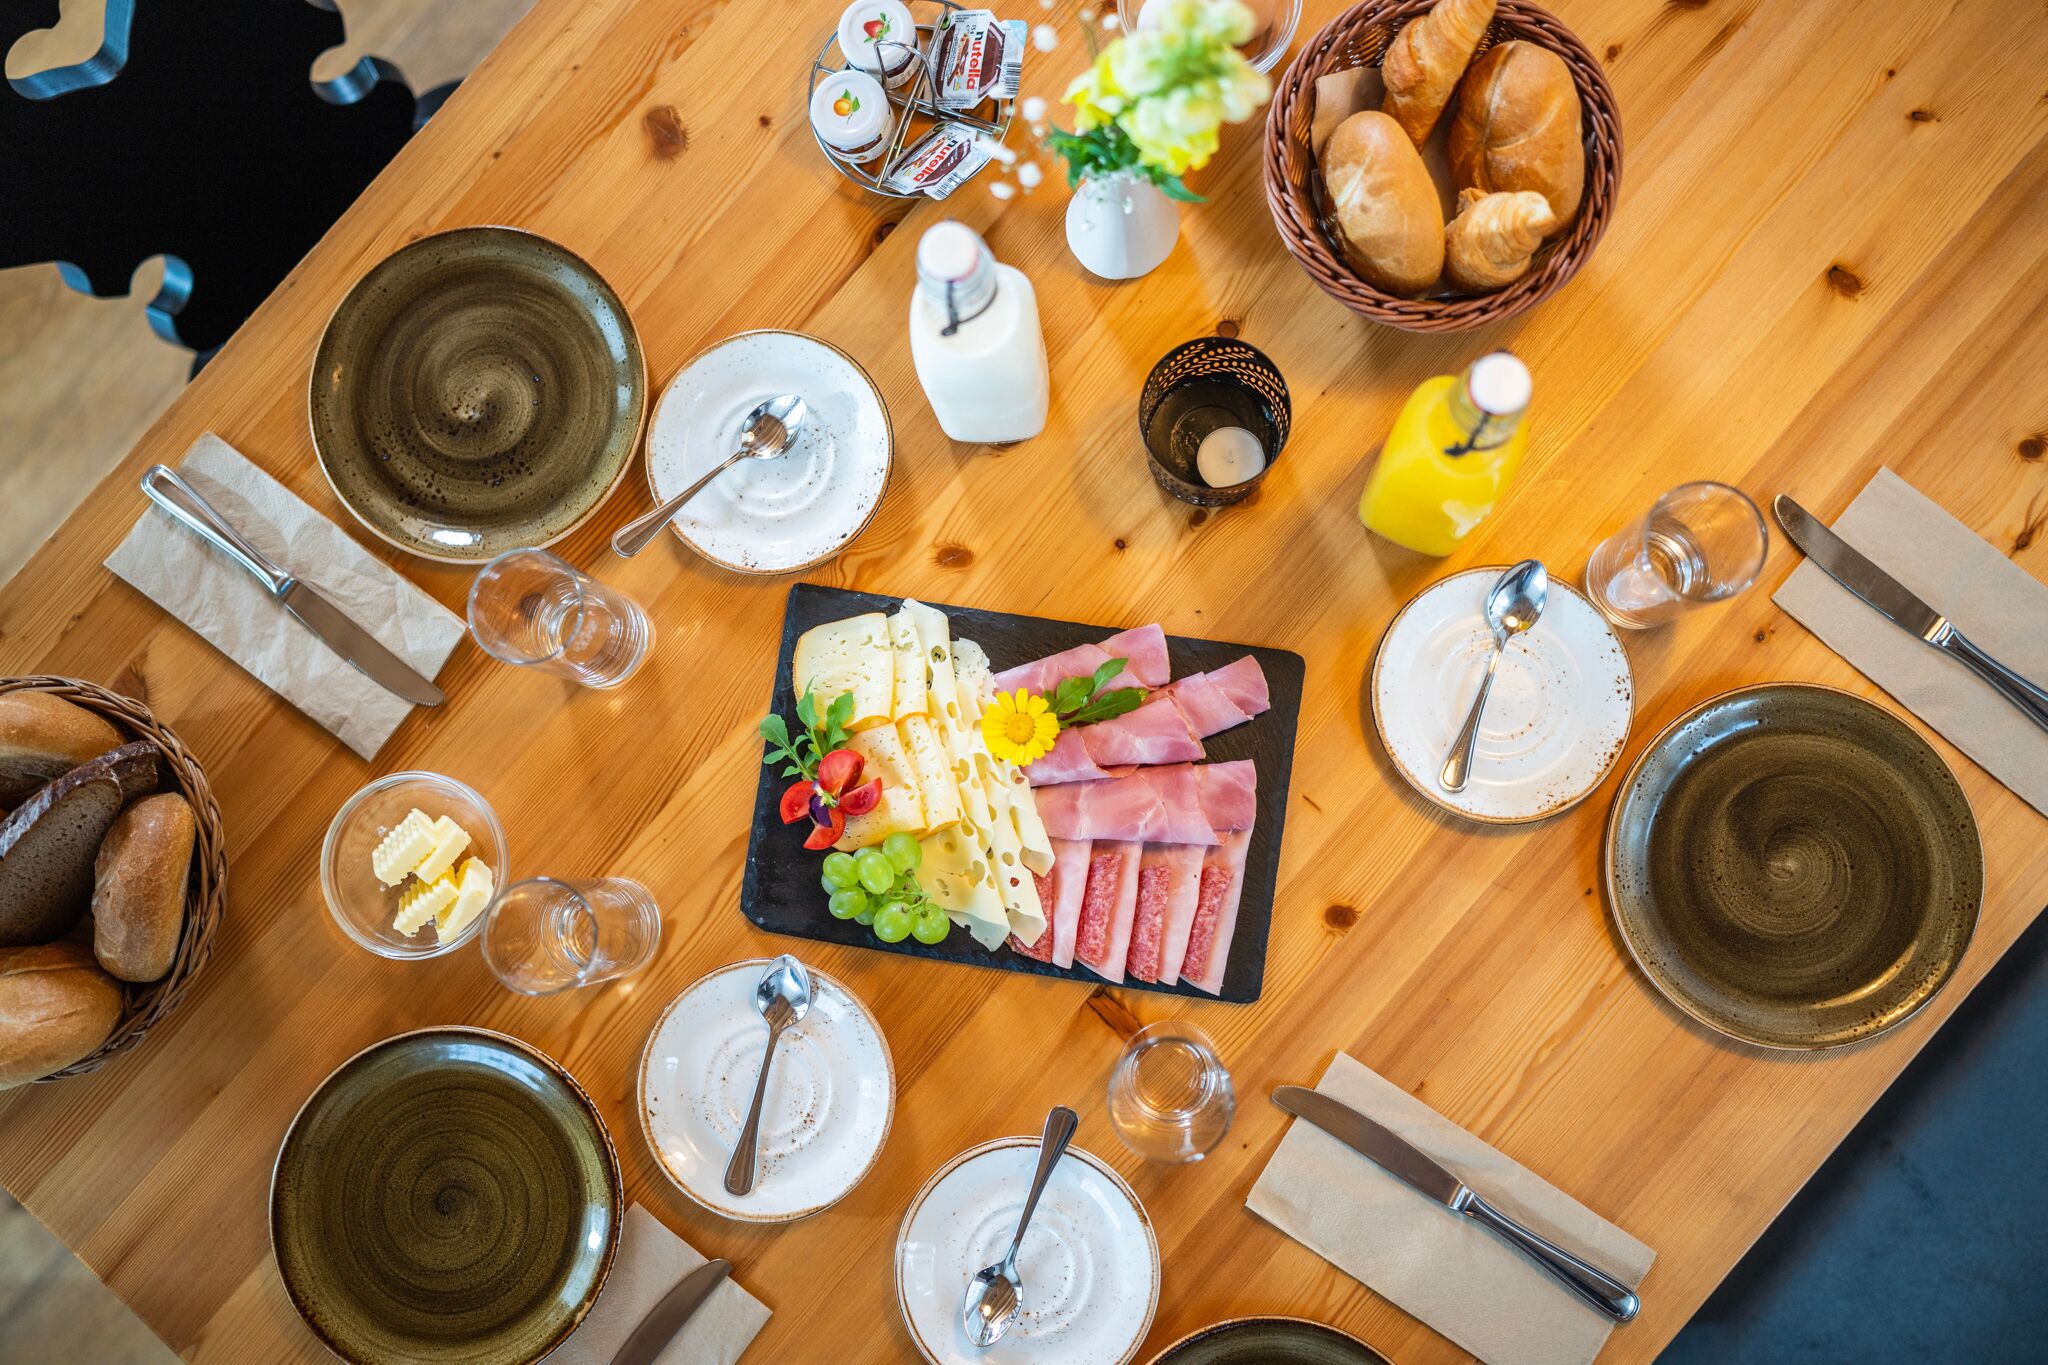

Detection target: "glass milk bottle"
[908, 220, 1050, 443]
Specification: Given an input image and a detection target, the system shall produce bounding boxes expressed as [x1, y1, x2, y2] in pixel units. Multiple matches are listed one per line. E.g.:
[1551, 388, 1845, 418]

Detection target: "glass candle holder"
[467, 547, 654, 687]
[1138, 336, 1291, 508]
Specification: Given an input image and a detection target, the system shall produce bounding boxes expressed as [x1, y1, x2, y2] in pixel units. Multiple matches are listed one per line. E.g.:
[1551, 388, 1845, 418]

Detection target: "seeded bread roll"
[0, 692, 122, 805]
[93, 793, 196, 982]
[0, 942, 124, 1087]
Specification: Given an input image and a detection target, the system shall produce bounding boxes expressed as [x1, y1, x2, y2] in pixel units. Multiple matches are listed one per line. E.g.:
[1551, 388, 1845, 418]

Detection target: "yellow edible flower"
[981, 690, 1060, 766]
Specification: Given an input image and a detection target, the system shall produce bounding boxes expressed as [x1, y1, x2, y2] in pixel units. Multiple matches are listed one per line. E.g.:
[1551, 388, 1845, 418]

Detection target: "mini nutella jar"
[810, 70, 891, 165]
[837, 0, 919, 90]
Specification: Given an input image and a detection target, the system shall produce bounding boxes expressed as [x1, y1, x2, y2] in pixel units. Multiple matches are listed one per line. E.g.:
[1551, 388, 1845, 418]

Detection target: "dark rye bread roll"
[0, 942, 124, 1087]
[0, 744, 160, 947]
[93, 793, 196, 982]
[0, 692, 123, 805]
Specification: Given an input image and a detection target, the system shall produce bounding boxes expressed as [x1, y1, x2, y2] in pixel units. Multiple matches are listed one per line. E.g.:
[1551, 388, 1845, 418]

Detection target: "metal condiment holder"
[807, 0, 1015, 199]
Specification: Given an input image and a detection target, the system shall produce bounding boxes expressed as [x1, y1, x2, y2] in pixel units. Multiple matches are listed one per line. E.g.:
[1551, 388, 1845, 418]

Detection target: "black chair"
[0, 0, 451, 375]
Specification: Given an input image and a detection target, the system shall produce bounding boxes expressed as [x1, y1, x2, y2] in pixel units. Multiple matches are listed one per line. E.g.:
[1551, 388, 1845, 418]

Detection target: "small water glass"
[481, 876, 662, 995]
[1107, 1020, 1235, 1163]
[467, 547, 654, 687]
[1584, 481, 1769, 630]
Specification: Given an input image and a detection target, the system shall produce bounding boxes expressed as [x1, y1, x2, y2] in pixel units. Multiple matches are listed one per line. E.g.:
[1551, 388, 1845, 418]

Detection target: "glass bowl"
[320, 771, 508, 959]
[1117, 0, 1303, 74]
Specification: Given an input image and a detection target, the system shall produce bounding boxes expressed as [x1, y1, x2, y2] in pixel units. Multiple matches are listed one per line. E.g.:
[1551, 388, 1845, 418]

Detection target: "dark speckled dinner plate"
[1147, 1317, 1392, 1363]
[1604, 683, 1981, 1050]
[270, 1028, 621, 1364]
[310, 226, 645, 562]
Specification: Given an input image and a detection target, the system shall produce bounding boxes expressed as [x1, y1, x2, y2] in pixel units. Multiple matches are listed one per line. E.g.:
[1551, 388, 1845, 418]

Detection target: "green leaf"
[1064, 686, 1148, 727]
[1052, 675, 1092, 715]
[781, 763, 803, 778]
[826, 691, 855, 746]
[1152, 172, 1206, 204]
[759, 713, 789, 746]
[1089, 658, 1127, 694]
[795, 688, 819, 730]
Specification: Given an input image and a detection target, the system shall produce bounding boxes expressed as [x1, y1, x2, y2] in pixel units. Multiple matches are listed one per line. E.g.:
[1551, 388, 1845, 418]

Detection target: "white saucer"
[1372, 566, 1634, 824]
[644, 330, 892, 573]
[896, 1138, 1159, 1365]
[637, 959, 893, 1222]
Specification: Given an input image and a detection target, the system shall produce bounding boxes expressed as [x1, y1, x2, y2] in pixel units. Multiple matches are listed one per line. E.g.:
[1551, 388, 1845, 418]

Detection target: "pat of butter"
[436, 858, 496, 940]
[394, 876, 459, 936]
[412, 816, 473, 885]
[371, 810, 437, 887]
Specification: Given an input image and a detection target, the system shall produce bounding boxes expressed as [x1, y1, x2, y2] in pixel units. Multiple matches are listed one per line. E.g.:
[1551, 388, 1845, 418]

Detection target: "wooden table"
[5, 0, 2046, 1358]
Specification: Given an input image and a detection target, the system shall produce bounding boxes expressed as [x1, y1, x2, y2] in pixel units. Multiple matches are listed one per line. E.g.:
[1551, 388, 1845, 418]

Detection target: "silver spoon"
[961, 1105, 1079, 1348]
[613, 393, 807, 557]
[722, 954, 813, 1197]
[1440, 559, 1548, 793]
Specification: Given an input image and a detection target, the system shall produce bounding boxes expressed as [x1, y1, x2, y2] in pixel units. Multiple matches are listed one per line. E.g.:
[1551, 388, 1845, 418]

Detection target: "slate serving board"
[739, 583, 1304, 1003]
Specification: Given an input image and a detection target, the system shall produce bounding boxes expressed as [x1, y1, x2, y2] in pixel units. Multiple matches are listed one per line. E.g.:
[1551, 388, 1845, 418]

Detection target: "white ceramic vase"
[1064, 170, 1180, 280]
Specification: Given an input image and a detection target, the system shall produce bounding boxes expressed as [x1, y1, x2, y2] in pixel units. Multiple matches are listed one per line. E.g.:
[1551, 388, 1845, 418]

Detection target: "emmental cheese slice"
[792, 612, 894, 732]
[948, 640, 1047, 947]
[832, 724, 926, 850]
[920, 821, 1010, 948]
[898, 714, 962, 833]
[954, 640, 1056, 877]
[887, 610, 928, 720]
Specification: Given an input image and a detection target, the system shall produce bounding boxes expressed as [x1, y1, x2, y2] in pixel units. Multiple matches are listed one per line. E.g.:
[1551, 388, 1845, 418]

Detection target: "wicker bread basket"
[1263, 0, 1622, 331]
[2, 676, 227, 1081]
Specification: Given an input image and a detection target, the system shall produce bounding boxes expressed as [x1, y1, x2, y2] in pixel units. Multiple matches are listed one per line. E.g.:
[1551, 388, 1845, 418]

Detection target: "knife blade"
[1272, 1086, 1641, 1322]
[609, 1258, 730, 1365]
[1774, 494, 2048, 732]
[139, 464, 444, 707]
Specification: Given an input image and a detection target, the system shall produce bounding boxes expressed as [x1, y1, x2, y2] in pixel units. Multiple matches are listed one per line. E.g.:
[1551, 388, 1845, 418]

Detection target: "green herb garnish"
[1051, 657, 1148, 728]
[760, 685, 855, 780]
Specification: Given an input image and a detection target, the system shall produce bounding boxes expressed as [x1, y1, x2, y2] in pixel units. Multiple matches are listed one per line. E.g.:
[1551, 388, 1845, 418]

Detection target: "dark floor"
[1660, 905, 2048, 1364]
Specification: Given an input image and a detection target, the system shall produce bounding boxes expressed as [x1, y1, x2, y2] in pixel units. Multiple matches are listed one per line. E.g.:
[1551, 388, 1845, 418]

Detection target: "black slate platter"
[739, 583, 1304, 1003]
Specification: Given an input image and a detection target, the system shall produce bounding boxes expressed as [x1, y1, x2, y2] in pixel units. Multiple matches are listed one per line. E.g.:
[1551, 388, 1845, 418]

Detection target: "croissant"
[1380, 0, 1497, 145]
[1444, 188, 1556, 292]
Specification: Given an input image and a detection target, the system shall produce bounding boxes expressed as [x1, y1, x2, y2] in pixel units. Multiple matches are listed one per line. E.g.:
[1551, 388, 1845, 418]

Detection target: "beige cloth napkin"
[549, 1204, 770, 1365]
[1247, 1053, 1654, 1365]
[1773, 467, 2048, 818]
[104, 433, 464, 759]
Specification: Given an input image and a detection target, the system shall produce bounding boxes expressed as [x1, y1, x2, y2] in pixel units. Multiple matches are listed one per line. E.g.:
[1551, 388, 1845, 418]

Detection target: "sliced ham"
[1033, 765, 1217, 846]
[1099, 624, 1171, 687]
[993, 624, 1170, 699]
[1029, 729, 1135, 785]
[1205, 655, 1270, 717]
[1009, 870, 1056, 960]
[1196, 760, 1258, 834]
[1157, 671, 1250, 736]
[1079, 696, 1203, 767]
[1025, 656, 1268, 787]
[1074, 840, 1141, 984]
[993, 642, 1112, 699]
[1181, 829, 1252, 995]
[1046, 838, 1092, 968]
[1152, 844, 1207, 985]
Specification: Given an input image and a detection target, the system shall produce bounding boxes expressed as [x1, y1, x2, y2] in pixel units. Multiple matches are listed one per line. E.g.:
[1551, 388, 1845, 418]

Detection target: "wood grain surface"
[2, 0, 2046, 1361]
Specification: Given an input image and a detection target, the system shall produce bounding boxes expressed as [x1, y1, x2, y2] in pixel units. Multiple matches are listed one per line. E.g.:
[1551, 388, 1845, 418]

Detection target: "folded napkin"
[1247, 1053, 1654, 1365]
[1774, 467, 2048, 818]
[550, 1204, 770, 1365]
[104, 433, 464, 759]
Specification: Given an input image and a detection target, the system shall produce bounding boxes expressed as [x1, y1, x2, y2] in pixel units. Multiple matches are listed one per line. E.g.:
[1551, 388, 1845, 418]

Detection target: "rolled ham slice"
[1099, 624, 1170, 687]
[1206, 655, 1270, 717]
[1073, 840, 1142, 984]
[1078, 696, 1203, 767]
[1026, 657, 1268, 786]
[1034, 765, 1218, 846]
[1130, 843, 1203, 983]
[1045, 837, 1091, 968]
[1029, 729, 1136, 785]
[1180, 829, 1251, 996]
[1196, 760, 1257, 834]
[1156, 671, 1250, 735]
[993, 624, 1171, 698]
[993, 642, 1112, 700]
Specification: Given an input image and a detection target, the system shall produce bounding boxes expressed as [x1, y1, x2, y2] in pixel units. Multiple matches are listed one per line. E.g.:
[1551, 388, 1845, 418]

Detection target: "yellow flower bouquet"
[1047, 0, 1271, 202]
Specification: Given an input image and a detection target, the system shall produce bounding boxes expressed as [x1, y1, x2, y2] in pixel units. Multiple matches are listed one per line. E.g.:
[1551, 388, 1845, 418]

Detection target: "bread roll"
[0, 942, 123, 1087]
[1380, 0, 1496, 145]
[1445, 187, 1557, 291]
[1448, 40, 1584, 227]
[0, 692, 121, 805]
[92, 793, 195, 983]
[1322, 111, 1445, 296]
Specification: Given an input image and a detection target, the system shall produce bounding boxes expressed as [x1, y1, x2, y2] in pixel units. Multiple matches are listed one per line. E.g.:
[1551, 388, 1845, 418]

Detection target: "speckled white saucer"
[644, 330, 892, 573]
[1372, 566, 1634, 824]
[896, 1138, 1158, 1365]
[638, 959, 893, 1222]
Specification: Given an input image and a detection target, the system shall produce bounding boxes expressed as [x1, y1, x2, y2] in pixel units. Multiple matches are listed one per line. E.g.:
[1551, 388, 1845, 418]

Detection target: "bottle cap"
[916, 220, 985, 282]
[809, 70, 889, 151]
[838, 0, 918, 78]
[1466, 352, 1531, 416]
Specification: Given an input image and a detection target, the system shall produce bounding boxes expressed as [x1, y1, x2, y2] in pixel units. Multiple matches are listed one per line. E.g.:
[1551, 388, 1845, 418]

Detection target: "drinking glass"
[481, 876, 662, 995]
[467, 547, 654, 686]
[1107, 1020, 1235, 1163]
[1584, 482, 1769, 629]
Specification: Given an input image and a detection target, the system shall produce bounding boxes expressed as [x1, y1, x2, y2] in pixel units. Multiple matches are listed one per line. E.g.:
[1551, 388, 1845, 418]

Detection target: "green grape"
[854, 905, 877, 926]
[873, 905, 913, 943]
[827, 888, 868, 920]
[820, 871, 843, 895]
[820, 852, 860, 889]
[910, 906, 950, 945]
[855, 848, 895, 895]
[881, 832, 923, 873]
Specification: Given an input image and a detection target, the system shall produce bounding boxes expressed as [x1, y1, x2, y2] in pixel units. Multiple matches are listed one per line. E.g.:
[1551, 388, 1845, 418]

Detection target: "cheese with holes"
[832, 723, 926, 850]
[887, 610, 928, 720]
[792, 613, 893, 732]
[898, 714, 961, 832]
[949, 640, 1047, 944]
[954, 640, 1055, 876]
[920, 820, 1011, 947]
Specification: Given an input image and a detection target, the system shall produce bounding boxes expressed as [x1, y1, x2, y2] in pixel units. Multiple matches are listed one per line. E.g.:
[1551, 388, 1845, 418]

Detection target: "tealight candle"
[1196, 425, 1266, 488]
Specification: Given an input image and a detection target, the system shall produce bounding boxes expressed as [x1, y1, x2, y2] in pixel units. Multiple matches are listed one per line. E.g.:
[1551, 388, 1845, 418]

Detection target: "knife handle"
[140, 464, 292, 595]
[1936, 628, 2048, 735]
[1461, 1193, 1641, 1323]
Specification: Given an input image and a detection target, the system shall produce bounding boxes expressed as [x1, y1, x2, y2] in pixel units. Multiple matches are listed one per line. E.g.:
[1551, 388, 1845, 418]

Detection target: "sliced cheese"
[954, 640, 1056, 876]
[898, 714, 962, 833]
[792, 612, 893, 732]
[949, 639, 1046, 946]
[920, 821, 1010, 948]
[887, 609, 928, 720]
[832, 723, 926, 850]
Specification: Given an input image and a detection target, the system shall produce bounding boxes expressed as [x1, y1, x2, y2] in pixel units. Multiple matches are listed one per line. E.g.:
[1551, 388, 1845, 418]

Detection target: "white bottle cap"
[917, 220, 985, 282]
[809, 70, 889, 151]
[1466, 352, 1532, 416]
[838, 0, 917, 77]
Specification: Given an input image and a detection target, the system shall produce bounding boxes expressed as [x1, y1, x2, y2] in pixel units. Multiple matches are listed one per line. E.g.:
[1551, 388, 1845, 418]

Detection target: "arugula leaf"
[759, 713, 789, 746]
[795, 689, 818, 730]
[1052, 674, 1093, 715]
[1088, 658, 1127, 694]
[825, 691, 855, 748]
[1064, 686, 1147, 727]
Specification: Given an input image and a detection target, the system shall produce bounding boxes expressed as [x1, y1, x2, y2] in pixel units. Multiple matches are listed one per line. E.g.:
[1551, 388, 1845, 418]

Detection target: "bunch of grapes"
[819, 834, 950, 945]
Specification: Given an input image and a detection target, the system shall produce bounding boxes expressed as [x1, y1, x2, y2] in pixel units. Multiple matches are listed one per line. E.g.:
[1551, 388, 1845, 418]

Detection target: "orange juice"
[1358, 353, 1532, 556]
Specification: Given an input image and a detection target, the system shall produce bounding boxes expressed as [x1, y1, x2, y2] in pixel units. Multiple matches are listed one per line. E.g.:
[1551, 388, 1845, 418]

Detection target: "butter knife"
[1272, 1086, 1640, 1323]
[1774, 494, 2048, 733]
[609, 1258, 730, 1365]
[140, 464, 444, 707]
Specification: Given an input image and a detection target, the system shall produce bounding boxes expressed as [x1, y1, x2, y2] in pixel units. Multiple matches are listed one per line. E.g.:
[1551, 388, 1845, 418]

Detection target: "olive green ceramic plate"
[1146, 1317, 1391, 1364]
[1604, 683, 1981, 1050]
[310, 226, 646, 562]
[271, 1027, 622, 1364]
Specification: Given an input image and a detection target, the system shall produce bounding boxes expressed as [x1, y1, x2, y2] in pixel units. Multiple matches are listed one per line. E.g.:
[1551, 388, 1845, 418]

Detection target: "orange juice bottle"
[1358, 353, 1532, 556]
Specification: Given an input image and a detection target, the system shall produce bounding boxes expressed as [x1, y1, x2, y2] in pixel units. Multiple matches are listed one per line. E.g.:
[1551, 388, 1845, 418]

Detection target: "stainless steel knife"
[1775, 494, 2048, 734]
[1272, 1086, 1641, 1323]
[140, 464, 445, 707]
[609, 1258, 730, 1365]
